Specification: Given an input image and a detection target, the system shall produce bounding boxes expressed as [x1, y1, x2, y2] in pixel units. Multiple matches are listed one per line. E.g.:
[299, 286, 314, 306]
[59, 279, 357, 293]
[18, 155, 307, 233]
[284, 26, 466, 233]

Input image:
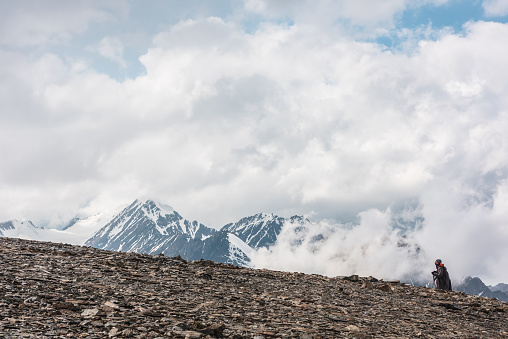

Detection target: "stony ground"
[0, 237, 506, 338]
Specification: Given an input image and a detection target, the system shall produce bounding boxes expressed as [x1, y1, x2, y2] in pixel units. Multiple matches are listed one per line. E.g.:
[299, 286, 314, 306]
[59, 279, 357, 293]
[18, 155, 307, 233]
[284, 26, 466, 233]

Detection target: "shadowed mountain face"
[1, 237, 507, 338]
[491, 283, 508, 293]
[455, 276, 508, 302]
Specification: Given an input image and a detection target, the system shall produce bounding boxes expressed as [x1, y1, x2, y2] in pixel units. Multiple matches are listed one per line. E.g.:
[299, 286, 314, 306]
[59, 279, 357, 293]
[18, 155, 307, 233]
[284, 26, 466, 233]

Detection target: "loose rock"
[0, 237, 506, 338]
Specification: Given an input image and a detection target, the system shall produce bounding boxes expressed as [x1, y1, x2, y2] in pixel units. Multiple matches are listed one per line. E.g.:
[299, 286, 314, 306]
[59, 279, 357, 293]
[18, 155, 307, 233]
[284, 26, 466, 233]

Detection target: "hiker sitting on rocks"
[432, 259, 452, 290]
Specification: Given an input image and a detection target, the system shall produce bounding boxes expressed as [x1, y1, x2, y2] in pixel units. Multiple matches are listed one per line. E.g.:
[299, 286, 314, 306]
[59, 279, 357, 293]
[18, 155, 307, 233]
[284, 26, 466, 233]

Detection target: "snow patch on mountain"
[227, 233, 253, 267]
[141, 200, 176, 231]
[228, 233, 255, 257]
[0, 220, 42, 240]
[57, 207, 124, 245]
[184, 221, 201, 239]
[0, 217, 111, 246]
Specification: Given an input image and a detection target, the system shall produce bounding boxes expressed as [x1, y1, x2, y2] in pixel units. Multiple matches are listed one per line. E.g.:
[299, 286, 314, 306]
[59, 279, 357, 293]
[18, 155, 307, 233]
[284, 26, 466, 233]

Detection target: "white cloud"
[243, 0, 407, 25]
[92, 36, 127, 68]
[483, 0, 508, 17]
[3, 19, 508, 218]
[446, 76, 485, 99]
[338, 0, 407, 25]
[251, 209, 426, 281]
[0, 1, 128, 47]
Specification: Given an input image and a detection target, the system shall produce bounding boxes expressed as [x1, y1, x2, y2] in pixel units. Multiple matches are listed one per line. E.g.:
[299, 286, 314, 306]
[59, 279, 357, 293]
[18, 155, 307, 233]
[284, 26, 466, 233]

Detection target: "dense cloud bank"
[1, 0, 508, 284]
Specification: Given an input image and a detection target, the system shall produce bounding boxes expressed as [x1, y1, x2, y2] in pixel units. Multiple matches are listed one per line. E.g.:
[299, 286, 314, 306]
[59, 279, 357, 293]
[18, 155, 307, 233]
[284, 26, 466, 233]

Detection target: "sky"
[1, 0, 508, 284]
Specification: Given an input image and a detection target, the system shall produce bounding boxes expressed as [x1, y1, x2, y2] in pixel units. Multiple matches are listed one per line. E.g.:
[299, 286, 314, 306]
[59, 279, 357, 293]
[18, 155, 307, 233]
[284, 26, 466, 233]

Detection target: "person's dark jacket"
[433, 265, 452, 290]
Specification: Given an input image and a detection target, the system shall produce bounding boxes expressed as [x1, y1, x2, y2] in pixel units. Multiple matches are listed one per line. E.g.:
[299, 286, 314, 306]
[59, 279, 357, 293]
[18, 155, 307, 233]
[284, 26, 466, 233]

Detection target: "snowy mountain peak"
[0, 219, 38, 229]
[0, 219, 18, 231]
[224, 213, 277, 231]
[84, 199, 216, 254]
[0, 219, 41, 239]
[222, 213, 287, 249]
[139, 200, 176, 218]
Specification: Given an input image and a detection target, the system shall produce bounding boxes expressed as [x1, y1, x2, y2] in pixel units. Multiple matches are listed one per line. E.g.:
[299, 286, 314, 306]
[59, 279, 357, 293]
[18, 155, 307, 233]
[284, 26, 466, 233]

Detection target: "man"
[432, 259, 452, 290]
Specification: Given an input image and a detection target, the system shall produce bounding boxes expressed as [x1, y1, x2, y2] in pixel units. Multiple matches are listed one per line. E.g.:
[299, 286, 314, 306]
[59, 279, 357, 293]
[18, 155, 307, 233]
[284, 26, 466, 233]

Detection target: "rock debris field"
[0, 237, 506, 338]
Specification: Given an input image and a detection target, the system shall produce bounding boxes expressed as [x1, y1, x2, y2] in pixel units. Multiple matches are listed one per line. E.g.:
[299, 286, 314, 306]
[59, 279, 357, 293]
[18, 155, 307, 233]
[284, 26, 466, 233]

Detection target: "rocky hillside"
[0, 238, 506, 338]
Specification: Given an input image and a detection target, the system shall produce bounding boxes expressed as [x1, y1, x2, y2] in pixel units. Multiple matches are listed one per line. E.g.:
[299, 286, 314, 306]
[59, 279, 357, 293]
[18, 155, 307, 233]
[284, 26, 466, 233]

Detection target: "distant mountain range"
[2, 199, 507, 302]
[455, 276, 508, 302]
[0, 199, 307, 267]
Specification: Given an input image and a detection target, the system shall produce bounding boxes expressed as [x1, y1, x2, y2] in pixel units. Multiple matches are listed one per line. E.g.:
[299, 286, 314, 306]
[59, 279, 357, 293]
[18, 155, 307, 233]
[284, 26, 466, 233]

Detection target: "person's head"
[435, 259, 442, 267]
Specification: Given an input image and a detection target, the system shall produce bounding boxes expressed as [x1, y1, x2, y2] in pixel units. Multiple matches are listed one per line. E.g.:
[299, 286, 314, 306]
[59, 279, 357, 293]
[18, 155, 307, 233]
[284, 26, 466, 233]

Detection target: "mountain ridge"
[455, 276, 508, 302]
